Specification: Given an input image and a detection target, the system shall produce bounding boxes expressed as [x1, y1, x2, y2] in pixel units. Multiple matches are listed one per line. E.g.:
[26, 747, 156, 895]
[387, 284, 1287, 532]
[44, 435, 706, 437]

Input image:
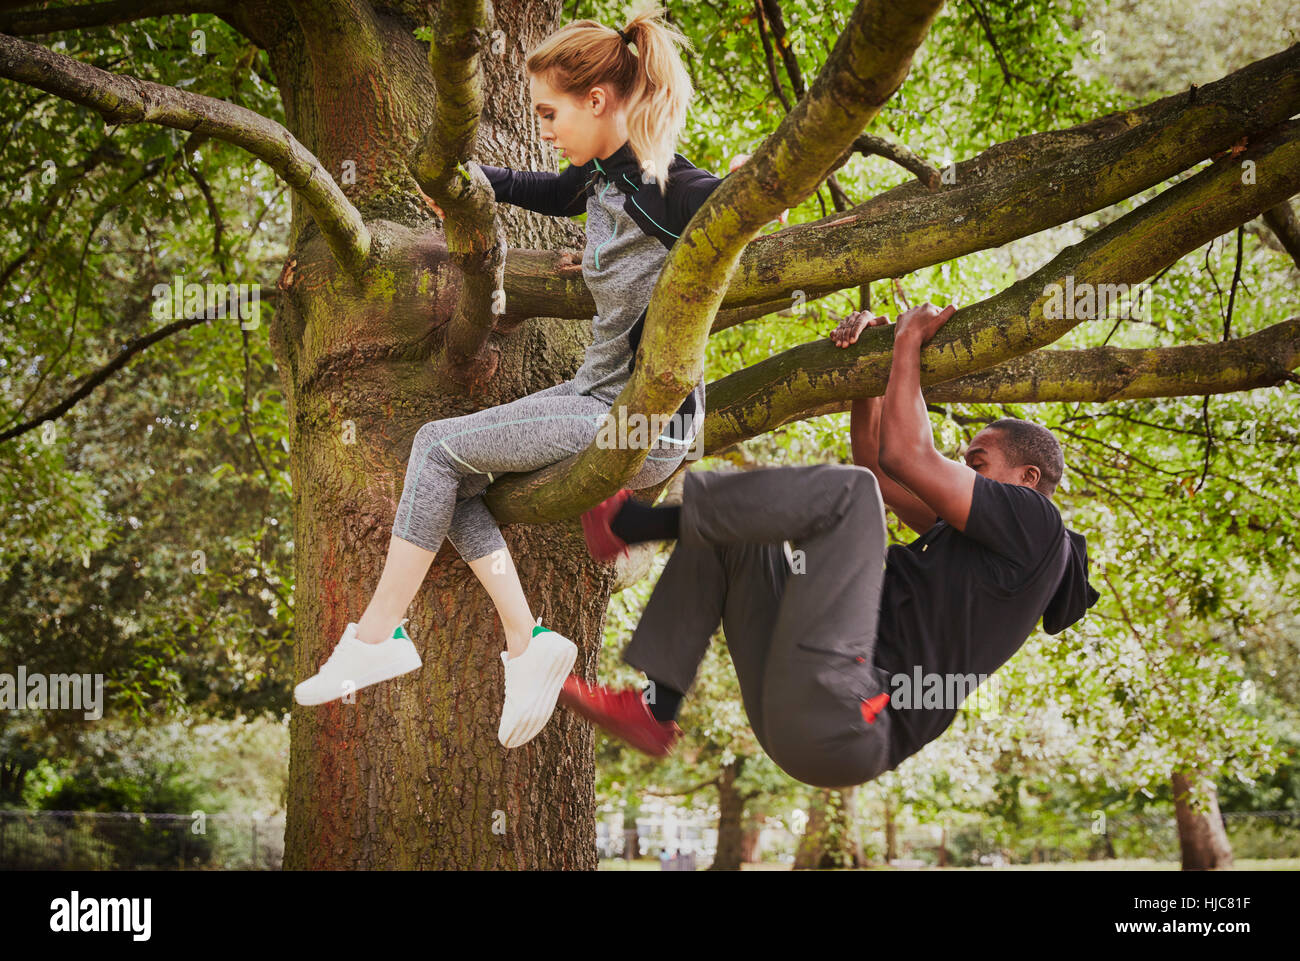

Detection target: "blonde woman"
[295, 9, 728, 750]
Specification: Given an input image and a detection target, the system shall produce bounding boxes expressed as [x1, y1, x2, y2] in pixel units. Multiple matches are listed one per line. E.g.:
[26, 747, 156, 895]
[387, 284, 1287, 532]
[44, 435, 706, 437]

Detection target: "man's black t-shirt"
[869, 472, 1096, 769]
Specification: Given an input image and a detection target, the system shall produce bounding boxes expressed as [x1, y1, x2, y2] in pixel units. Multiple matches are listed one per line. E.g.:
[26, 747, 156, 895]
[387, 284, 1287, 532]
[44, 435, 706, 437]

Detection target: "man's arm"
[877, 303, 978, 533]
[850, 395, 939, 535]
[830, 310, 939, 535]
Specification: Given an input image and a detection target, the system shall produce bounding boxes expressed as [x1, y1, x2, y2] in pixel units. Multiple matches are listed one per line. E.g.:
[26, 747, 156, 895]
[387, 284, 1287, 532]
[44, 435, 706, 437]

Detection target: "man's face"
[963, 429, 1040, 490]
[528, 71, 611, 167]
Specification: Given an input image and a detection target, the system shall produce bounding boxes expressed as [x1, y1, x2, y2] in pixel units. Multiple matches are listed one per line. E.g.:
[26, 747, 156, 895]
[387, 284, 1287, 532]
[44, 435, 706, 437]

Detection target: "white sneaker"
[294, 619, 422, 706]
[497, 625, 578, 748]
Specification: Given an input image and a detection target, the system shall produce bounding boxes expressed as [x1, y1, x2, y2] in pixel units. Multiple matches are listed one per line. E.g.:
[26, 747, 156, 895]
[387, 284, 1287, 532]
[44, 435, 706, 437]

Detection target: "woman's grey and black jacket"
[476, 140, 725, 445]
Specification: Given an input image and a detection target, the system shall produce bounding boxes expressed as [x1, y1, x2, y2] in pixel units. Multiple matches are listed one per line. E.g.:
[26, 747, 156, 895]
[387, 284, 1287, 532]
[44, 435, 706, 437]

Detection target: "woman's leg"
[438, 382, 595, 658]
[356, 533, 536, 657]
[355, 475, 537, 655]
[467, 548, 537, 660]
[356, 536, 437, 643]
[356, 381, 607, 647]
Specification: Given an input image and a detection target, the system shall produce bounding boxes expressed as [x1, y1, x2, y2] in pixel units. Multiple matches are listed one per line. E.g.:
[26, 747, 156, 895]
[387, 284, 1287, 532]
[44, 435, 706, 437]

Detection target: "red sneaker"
[558, 675, 681, 757]
[580, 488, 633, 561]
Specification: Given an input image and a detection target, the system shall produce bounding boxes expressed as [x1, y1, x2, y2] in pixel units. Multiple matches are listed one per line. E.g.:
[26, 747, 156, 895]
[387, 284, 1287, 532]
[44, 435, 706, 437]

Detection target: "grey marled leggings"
[391, 378, 699, 561]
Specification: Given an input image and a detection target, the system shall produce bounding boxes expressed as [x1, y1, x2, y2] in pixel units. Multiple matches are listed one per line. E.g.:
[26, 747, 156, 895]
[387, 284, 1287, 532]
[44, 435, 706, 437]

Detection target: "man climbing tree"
[565, 302, 1100, 787]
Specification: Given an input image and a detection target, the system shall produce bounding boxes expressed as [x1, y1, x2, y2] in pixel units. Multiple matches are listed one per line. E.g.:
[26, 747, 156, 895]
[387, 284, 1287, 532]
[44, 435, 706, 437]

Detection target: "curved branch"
[841, 132, 942, 189]
[0, 1, 230, 34]
[0, 31, 372, 279]
[483, 0, 948, 523]
[704, 318, 1300, 451]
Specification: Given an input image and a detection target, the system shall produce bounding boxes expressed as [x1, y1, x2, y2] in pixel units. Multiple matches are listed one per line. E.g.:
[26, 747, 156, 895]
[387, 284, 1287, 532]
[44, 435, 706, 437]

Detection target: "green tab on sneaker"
[532, 624, 549, 637]
[393, 623, 410, 640]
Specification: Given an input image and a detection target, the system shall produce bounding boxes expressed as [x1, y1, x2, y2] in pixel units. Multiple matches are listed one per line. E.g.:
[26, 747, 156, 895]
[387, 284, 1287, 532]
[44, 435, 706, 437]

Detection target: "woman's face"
[528, 71, 619, 167]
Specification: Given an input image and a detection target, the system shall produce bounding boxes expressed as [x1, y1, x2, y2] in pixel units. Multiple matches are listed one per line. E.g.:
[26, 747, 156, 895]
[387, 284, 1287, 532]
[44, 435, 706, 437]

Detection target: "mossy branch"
[703, 318, 1300, 452]
[703, 120, 1300, 450]
[407, 0, 503, 390]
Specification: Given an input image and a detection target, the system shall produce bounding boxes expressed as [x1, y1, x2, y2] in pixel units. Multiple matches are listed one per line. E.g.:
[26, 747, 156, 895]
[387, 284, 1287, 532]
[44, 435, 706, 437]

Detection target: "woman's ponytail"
[617, 7, 695, 196]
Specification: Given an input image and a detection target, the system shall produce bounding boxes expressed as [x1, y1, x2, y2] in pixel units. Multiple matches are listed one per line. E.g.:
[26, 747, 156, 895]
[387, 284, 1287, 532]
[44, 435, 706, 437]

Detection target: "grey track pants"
[391, 378, 699, 561]
[622, 463, 894, 788]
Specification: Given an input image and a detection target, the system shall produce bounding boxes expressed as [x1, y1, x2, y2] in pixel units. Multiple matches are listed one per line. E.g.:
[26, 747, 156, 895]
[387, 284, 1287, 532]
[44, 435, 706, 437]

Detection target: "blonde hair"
[525, 5, 695, 196]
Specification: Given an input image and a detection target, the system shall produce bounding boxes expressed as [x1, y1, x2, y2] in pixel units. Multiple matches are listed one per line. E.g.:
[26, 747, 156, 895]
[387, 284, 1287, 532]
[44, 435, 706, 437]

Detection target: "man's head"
[963, 418, 1064, 497]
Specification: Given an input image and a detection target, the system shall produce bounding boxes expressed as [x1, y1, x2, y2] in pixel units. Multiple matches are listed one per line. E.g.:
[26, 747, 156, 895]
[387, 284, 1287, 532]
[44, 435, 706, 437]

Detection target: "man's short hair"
[985, 418, 1064, 497]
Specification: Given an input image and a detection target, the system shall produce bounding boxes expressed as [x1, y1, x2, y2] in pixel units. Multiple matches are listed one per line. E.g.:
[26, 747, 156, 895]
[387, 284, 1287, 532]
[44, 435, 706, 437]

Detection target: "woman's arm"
[672, 164, 724, 228]
[474, 160, 589, 218]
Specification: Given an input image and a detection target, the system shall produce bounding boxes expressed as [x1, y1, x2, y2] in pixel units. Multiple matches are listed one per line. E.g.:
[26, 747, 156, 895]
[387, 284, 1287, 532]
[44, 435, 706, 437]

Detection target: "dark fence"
[0, 810, 284, 870]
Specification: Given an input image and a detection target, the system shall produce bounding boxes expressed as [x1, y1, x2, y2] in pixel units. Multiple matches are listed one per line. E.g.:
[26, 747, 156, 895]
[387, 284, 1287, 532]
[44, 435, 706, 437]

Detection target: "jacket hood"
[1043, 528, 1101, 634]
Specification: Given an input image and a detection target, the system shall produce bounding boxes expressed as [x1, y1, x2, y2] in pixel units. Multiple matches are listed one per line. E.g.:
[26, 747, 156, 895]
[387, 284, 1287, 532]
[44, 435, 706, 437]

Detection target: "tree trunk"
[1172, 770, 1234, 871]
[794, 786, 863, 869]
[710, 759, 747, 871]
[272, 0, 604, 869]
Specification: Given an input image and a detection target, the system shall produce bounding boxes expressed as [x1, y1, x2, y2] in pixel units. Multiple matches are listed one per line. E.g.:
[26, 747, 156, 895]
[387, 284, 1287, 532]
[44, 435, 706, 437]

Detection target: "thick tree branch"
[484, 0, 947, 523]
[701, 120, 1300, 453]
[702, 318, 1300, 452]
[0, 1, 230, 34]
[0, 31, 373, 279]
[407, 0, 502, 390]
[929, 319, 1300, 403]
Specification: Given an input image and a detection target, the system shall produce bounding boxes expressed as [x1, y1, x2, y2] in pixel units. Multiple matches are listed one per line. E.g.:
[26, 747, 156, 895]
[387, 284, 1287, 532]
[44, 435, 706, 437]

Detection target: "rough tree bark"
[258, 0, 611, 869]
